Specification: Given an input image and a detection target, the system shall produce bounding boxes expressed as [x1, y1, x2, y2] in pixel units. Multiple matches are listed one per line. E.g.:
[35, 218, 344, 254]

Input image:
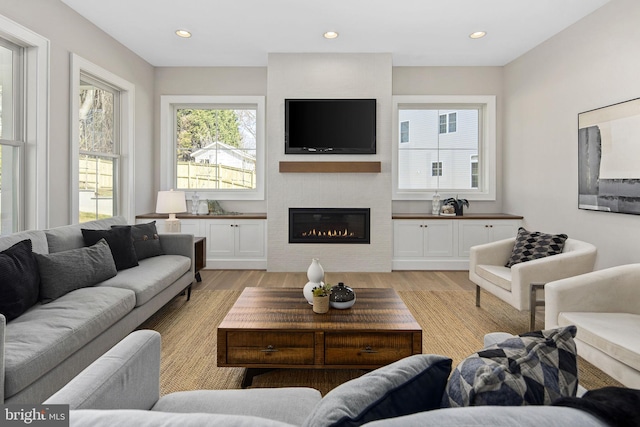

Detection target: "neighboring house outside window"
[393, 95, 496, 202]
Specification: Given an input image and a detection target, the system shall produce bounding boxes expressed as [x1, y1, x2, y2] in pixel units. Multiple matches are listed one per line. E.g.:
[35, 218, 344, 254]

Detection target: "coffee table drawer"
[226, 331, 315, 365]
[324, 332, 414, 365]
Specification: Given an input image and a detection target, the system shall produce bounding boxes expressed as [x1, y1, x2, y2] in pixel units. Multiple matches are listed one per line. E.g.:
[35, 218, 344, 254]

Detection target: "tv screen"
[285, 99, 376, 154]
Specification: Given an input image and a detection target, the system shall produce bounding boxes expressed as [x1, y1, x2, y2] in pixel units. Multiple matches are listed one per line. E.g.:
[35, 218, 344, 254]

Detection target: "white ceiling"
[60, 0, 611, 67]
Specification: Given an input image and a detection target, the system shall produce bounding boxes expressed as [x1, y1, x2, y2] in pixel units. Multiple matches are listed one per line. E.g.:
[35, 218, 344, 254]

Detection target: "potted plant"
[312, 283, 332, 314]
[443, 196, 469, 216]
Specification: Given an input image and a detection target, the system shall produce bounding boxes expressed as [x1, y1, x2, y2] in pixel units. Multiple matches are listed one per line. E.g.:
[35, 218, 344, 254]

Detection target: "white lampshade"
[156, 190, 187, 214]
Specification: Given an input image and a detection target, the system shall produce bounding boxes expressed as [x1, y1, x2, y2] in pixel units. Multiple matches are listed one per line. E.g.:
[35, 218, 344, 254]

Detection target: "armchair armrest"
[1, 314, 5, 403]
[545, 263, 640, 328]
[44, 330, 161, 410]
[470, 237, 515, 269]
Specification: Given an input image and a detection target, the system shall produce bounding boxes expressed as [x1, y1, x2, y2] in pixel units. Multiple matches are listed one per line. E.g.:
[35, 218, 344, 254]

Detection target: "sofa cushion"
[82, 227, 139, 271]
[154, 388, 322, 426]
[70, 410, 296, 427]
[559, 312, 640, 372]
[45, 216, 127, 253]
[442, 326, 578, 407]
[36, 239, 117, 303]
[0, 240, 40, 321]
[475, 264, 512, 291]
[3, 286, 136, 398]
[303, 354, 452, 427]
[97, 254, 191, 306]
[505, 227, 568, 268]
[113, 221, 163, 260]
[0, 229, 48, 254]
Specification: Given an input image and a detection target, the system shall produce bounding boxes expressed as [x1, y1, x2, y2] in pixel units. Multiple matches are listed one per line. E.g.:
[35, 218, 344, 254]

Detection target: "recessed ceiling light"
[469, 31, 486, 39]
[175, 29, 192, 38]
[323, 31, 339, 39]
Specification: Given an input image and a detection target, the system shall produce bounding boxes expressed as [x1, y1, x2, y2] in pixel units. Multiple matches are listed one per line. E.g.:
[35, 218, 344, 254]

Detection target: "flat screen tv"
[285, 99, 376, 154]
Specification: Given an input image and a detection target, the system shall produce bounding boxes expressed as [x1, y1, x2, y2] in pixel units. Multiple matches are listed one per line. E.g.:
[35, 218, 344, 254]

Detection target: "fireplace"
[289, 208, 370, 244]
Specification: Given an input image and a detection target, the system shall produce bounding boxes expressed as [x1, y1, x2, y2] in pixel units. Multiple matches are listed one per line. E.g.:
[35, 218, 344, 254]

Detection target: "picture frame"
[578, 97, 640, 215]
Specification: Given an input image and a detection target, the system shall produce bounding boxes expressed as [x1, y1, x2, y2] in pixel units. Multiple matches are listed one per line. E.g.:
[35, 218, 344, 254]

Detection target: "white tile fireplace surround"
[266, 53, 393, 272]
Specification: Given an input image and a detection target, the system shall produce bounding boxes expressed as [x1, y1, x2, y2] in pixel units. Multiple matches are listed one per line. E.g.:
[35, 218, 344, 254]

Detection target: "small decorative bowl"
[330, 282, 356, 309]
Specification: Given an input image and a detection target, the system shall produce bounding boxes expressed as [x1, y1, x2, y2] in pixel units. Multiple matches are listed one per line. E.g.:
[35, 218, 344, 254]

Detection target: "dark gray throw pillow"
[302, 354, 452, 427]
[0, 239, 40, 321]
[36, 239, 117, 303]
[82, 226, 138, 270]
[505, 227, 568, 267]
[112, 221, 162, 260]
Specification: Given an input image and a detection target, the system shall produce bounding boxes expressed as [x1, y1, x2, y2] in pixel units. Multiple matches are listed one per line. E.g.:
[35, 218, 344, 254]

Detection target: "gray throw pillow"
[442, 326, 578, 407]
[36, 239, 117, 303]
[505, 227, 568, 267]
[302, 354, 452, 427]
[112, 221, 163, 260]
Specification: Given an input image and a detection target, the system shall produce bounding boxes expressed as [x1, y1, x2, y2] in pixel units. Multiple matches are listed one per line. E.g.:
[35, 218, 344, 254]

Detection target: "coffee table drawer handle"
[261, 345, 279, 353]
[362, 346, 378, 354]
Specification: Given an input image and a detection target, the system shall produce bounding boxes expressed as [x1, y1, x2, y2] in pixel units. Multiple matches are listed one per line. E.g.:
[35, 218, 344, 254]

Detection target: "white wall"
[266, 53, 393, 272]
[0, 0, 155, 226]
[503, 0, 640, 269]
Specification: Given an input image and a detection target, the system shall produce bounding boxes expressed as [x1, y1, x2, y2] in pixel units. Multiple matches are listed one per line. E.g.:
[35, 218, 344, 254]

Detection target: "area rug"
[139, 288, 623, 396]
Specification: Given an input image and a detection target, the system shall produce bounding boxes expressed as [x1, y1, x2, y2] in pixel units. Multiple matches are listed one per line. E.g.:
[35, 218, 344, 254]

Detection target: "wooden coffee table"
[217, 287, 422, 387]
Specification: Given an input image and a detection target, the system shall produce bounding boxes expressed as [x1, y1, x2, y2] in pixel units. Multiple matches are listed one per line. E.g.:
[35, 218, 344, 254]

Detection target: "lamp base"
[165, 218, 181, 233]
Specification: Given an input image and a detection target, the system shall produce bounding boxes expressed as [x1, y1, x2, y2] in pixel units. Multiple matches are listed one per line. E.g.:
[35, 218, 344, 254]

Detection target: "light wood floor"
[193, 269, 476, 292]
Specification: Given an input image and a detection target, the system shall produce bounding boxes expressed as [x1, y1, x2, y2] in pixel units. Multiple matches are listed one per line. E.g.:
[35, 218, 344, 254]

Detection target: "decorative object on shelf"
[441, 205, 456, 216]
[155, 189, 187, 232]
[443, 196, 469, 216]
[191, 192, 200, 215]
[330, 282, 356, 309]
[312, 283, 332, 314]
[205, 199, 240, 216]
[303, 258, 325, 304]
[432, 191, 441, 215]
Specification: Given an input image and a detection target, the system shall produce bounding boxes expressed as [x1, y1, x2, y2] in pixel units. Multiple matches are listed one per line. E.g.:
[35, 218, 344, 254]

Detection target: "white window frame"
[0, 14, 49, 231]
[160, 95, 265, 201]
[70, 53, 135, 223]
[392, 95, 496, 201]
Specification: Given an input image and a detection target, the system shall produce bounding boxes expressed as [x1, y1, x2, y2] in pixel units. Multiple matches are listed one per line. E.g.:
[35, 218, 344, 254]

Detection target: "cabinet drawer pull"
[261, 345, 278, 353]
[361, 346, 378, 354]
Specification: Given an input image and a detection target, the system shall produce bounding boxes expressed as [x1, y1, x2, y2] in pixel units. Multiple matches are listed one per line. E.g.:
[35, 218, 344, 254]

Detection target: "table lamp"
[156, 190, 187, 232]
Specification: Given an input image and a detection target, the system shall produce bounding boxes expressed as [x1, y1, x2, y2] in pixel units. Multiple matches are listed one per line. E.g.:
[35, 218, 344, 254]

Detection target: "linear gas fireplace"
[289, 208, 370, 244]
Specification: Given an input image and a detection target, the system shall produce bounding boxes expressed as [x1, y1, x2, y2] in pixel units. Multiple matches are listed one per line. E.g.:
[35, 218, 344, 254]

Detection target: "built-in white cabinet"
[392, 215, 522, 270]
[136, 215, 267, 269]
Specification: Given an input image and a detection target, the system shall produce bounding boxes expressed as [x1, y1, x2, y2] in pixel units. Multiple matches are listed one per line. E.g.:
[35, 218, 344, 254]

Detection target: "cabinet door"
[423, 221, 454, 257]
[179, 219, 202, 236]
[490, 221, 519, 242]
[235, 220, 266, 258]
[458, 222, 491, 257]
[206, 220, 236, 258]
[393, 221, 424, 257]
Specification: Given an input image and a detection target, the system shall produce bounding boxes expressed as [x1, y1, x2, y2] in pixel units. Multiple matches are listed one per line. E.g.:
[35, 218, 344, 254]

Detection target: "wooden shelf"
[279, 161, 381, 173]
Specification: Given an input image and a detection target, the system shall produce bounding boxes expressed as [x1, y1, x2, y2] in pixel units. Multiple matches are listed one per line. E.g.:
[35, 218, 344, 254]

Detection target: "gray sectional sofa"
[44, 330, 611, 427]
[0, 216, 195, 404]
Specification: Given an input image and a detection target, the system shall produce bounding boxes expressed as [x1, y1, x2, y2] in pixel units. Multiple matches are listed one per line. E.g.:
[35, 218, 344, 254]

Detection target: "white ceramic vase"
[303, 258, 325, 304]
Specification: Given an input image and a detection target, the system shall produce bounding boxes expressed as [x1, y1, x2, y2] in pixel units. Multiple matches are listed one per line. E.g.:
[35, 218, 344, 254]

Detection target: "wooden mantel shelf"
[279, 161, 381, 173]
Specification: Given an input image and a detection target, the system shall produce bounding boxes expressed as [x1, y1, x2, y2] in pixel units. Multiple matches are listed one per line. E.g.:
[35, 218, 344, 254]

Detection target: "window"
[77, 75, 119, 222]
[393, 95, 496, 201]
[400, 121, 409, 143]
[0, 16, 49, 234]
[71, 54, 134, 224]
[161, 96, 265, 200]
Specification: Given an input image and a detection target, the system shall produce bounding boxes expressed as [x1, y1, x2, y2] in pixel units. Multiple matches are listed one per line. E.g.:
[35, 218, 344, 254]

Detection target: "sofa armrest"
[0, 314, 5, 403]
[159, 233, 195, 275]
[44, 330, 161, 410]
[545, 264, 640, 329]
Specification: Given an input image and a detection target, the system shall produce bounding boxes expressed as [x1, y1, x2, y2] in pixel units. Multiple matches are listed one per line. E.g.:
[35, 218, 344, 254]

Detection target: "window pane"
[79, 81, 115, 153]
[448, 112, 457, 133]
[400, 121, 409, 143]
[176, 108, 257, 190]
[79, 154, 115, 222]
[0, 145, 17, 235]
[0, 44, 16, 140]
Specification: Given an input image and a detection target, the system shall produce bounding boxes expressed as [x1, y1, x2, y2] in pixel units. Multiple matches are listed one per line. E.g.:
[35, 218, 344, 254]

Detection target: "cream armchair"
[470, 237, 597, 330]
[545, 264, 640, 388]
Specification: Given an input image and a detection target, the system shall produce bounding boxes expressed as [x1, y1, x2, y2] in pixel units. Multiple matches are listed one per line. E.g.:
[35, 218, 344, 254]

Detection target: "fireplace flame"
[301, 228, 356, 238]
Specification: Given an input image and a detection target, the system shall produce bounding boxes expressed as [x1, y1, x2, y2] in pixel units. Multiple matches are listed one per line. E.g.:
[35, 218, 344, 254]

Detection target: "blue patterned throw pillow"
[442, 326, 578, 407]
